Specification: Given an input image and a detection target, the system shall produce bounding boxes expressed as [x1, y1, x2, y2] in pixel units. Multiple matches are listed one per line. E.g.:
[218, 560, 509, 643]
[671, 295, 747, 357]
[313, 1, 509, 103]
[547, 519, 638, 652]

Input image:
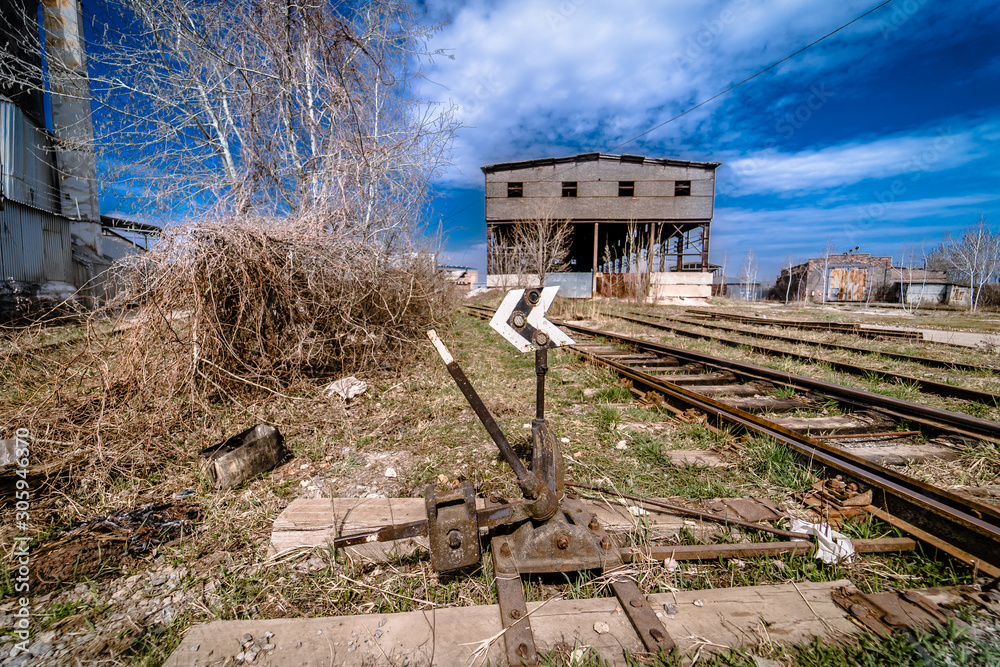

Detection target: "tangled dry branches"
[104, 217, 453, 396]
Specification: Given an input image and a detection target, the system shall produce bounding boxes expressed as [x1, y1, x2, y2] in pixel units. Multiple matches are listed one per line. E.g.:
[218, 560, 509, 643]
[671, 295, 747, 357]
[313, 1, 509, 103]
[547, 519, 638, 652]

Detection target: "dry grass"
[104, 217, 453, 396]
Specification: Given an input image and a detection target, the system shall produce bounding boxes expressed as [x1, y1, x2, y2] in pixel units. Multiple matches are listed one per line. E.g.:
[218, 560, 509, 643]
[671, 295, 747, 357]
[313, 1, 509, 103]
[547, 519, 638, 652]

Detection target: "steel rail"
[557, 320, 1000, 444]
[462, 306, 1000, 573]
[684, 309, 922, 338]
[686, 309, 965, 348]
[564, 341, 1000, 576]
[609, 311, 1000, 405]
[626, 309, 995, 374]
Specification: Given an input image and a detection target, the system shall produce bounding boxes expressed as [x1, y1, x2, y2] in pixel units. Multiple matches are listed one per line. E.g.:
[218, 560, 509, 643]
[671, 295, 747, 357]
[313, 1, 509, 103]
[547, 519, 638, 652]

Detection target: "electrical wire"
[610, 0, 895, 151]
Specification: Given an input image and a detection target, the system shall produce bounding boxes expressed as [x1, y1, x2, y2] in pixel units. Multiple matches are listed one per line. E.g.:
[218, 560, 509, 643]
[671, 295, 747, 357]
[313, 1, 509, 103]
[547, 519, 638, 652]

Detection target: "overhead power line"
[611, 0, 895, 151]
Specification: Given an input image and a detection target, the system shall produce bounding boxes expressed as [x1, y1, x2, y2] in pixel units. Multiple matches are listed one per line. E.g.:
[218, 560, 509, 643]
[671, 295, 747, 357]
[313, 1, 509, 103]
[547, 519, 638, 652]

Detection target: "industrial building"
[0, 0, 145, 317]
[483, 153, 720, 300]
[775, 253, 971, 307]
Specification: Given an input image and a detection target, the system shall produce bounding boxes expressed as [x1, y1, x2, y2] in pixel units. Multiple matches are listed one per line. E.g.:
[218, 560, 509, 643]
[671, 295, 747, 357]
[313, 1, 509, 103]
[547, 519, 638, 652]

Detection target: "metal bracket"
[425, 482, 481, 572]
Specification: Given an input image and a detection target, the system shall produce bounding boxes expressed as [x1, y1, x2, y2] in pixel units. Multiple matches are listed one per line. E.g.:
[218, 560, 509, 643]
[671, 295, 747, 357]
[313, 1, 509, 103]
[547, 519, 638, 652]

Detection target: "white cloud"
[722, 128, 981, 195]
[423, 0, 881, 184]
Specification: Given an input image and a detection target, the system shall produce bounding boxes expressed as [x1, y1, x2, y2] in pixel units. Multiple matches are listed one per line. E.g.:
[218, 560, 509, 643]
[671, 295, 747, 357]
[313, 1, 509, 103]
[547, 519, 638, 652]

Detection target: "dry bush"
[103, 216, 454, 396]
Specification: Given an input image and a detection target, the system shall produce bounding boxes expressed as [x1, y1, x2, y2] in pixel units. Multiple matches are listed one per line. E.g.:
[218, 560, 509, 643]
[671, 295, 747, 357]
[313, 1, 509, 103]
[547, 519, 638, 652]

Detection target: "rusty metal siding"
[827, 267, 867, 302]
[0, 100, 61, 213]
[1, 198, 73, 283]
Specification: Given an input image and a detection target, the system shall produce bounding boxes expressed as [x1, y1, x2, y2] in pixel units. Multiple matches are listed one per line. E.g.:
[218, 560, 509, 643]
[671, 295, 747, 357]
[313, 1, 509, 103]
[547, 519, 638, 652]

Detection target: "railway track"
[605, 310, 1000, 405]
[463, 304, 1000, 578]
[685, 308, 963, 347]
[632, 309, 996, 374]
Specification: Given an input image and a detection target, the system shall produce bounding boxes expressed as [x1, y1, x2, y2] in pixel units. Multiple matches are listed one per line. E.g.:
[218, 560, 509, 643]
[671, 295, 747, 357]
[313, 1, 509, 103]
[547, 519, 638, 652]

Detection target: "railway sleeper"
[717, 396, 809, 414]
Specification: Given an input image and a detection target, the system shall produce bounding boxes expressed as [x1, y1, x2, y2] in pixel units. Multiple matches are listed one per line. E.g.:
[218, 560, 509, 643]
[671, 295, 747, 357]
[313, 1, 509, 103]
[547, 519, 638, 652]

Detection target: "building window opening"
[618, 181, 634, 197]
[674, 180, 691, 196]
[561, 181, 577, 197]
[507, 182, 523, 198]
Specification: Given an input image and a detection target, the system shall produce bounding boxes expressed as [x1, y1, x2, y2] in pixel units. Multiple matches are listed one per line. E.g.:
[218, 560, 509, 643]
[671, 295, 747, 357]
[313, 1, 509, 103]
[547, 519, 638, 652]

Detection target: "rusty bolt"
[526, 289, 540, 305]
[600, 537, 611, 550]
[500, 542, 512, 558]
[650, 628, 665, 642]
[447, 530, 462, 549]
[533, 330, 549, 346]
[630, 598, 643, 608]
[509, 609, 522, 620]
[588, 516, 600, 530]
[511, 312, 526, 329]
[516, 643, 531, 659]
[555, 535, 569, 550]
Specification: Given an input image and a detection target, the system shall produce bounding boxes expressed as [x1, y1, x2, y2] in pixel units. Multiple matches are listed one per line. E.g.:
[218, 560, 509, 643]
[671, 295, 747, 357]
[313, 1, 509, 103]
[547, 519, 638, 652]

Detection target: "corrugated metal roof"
[481, 152, 722, 174]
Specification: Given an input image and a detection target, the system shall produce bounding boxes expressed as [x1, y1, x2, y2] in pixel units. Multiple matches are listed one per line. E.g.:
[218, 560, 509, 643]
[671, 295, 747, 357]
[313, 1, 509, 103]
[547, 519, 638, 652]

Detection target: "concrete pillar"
[42, 0, 102, 253]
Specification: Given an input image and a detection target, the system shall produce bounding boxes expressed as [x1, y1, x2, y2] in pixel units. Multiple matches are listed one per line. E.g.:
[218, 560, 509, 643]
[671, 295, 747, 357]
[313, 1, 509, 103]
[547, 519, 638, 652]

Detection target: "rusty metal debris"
[831, 585, 958, 636]
[199, 424, 287, 489]
[29, 502, 202, 590]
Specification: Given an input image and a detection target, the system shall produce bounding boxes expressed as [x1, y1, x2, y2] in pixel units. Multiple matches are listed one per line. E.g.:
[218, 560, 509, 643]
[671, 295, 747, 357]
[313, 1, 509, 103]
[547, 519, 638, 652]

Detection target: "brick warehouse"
[483, 153, 720, 300]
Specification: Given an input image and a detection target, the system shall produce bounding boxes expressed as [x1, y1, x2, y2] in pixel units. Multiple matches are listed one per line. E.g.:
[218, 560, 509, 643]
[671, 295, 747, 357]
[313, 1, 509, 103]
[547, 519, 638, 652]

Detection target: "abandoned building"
[774, 253, 971, 307]
[0, 0, 146, 317]
[483, 152, 720, 300]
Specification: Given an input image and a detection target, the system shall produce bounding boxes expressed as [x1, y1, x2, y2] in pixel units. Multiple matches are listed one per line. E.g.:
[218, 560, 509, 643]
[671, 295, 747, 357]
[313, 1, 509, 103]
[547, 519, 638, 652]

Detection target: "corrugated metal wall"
[827, 267, 868, 302]
[1, 198, 73, 283]
[1, 100, 61, 213]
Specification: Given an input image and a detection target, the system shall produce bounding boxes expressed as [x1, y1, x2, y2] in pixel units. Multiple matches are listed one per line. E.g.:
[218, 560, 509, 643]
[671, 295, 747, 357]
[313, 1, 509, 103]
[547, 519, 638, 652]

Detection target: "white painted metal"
[490, 287, 575, 352]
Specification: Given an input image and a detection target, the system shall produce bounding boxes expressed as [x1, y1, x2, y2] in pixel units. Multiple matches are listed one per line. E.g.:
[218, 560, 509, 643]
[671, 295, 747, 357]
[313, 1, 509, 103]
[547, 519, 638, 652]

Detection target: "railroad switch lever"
[425, 288, 674, 660]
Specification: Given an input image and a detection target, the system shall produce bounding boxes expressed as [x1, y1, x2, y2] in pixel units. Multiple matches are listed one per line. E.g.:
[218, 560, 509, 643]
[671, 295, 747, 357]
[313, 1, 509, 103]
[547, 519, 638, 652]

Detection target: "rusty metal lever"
[427, 330, 558, 521]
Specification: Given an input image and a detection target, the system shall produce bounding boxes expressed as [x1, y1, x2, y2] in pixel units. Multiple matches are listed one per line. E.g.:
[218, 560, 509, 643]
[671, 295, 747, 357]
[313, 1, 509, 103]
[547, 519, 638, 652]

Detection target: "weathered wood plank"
[268, 496, 726, 559]
[164, 580, 860, 667]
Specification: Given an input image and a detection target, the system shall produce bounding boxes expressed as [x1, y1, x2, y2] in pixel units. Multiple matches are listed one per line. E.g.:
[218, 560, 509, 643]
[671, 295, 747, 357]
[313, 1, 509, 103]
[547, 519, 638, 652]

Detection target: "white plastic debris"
[323, 377, 368, 400]
[616, 440, 628, 450]
[384, 467, 397, 478]
[790, 519, 855, 565]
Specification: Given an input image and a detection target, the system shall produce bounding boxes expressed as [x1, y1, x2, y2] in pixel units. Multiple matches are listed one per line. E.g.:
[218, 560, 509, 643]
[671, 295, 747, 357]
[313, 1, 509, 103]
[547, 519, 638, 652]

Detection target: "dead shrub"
[103, 216, 454, 396]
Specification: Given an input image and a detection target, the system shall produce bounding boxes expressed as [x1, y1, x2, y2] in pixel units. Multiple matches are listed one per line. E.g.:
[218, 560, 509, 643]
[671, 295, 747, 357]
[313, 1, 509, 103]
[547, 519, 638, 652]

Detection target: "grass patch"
[740, 436, 817, 493]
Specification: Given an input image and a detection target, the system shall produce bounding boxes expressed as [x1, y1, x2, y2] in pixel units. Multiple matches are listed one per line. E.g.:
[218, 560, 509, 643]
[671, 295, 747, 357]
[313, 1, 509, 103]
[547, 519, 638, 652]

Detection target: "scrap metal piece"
[490, 287, 574, 352]
[425, 482, 481, 572]
[573, 497, 675, 654]
[831, 585, 957, 636]
[503, 507, 605, 573]
[492, 536, 539, 666]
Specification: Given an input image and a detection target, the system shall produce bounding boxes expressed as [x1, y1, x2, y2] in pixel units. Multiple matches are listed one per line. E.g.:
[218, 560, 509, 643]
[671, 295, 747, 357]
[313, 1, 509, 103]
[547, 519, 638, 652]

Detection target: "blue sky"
[420, 0, 1000, 282]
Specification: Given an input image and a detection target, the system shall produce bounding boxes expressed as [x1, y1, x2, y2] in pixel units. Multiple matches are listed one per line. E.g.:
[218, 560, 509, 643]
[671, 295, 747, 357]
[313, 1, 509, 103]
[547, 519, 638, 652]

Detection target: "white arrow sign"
[489, 287, 575, 352]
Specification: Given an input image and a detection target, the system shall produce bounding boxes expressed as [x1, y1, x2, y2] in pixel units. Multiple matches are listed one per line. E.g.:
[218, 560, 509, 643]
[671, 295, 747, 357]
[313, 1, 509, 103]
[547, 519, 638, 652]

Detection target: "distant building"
[483, 152, 720, 300]
[439, 265, 478, 294]
[775, 253, 970, 306]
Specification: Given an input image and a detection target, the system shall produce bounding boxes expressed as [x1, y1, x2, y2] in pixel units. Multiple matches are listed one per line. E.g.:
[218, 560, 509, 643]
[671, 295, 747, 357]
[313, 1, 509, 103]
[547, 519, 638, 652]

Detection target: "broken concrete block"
[199, 425, 286, 489]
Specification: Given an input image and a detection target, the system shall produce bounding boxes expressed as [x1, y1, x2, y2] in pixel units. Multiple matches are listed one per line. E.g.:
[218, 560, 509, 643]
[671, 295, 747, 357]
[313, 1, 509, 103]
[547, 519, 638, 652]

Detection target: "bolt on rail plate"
[490, 287, 574, 352]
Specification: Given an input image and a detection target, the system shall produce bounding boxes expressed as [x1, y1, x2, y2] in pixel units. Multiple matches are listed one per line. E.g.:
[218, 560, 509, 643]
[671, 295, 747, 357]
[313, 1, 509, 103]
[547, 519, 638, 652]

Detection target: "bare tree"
[930, 215, 1000, 311]
[487, 226, 530, 289]
[783, 254, 797, 304]
[511, 204, 573, 288]
[1, 0, 457, 248]
[740, 247, 758, 301]
[897, 243, 930, 314]
[820, 238, 837, 304]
